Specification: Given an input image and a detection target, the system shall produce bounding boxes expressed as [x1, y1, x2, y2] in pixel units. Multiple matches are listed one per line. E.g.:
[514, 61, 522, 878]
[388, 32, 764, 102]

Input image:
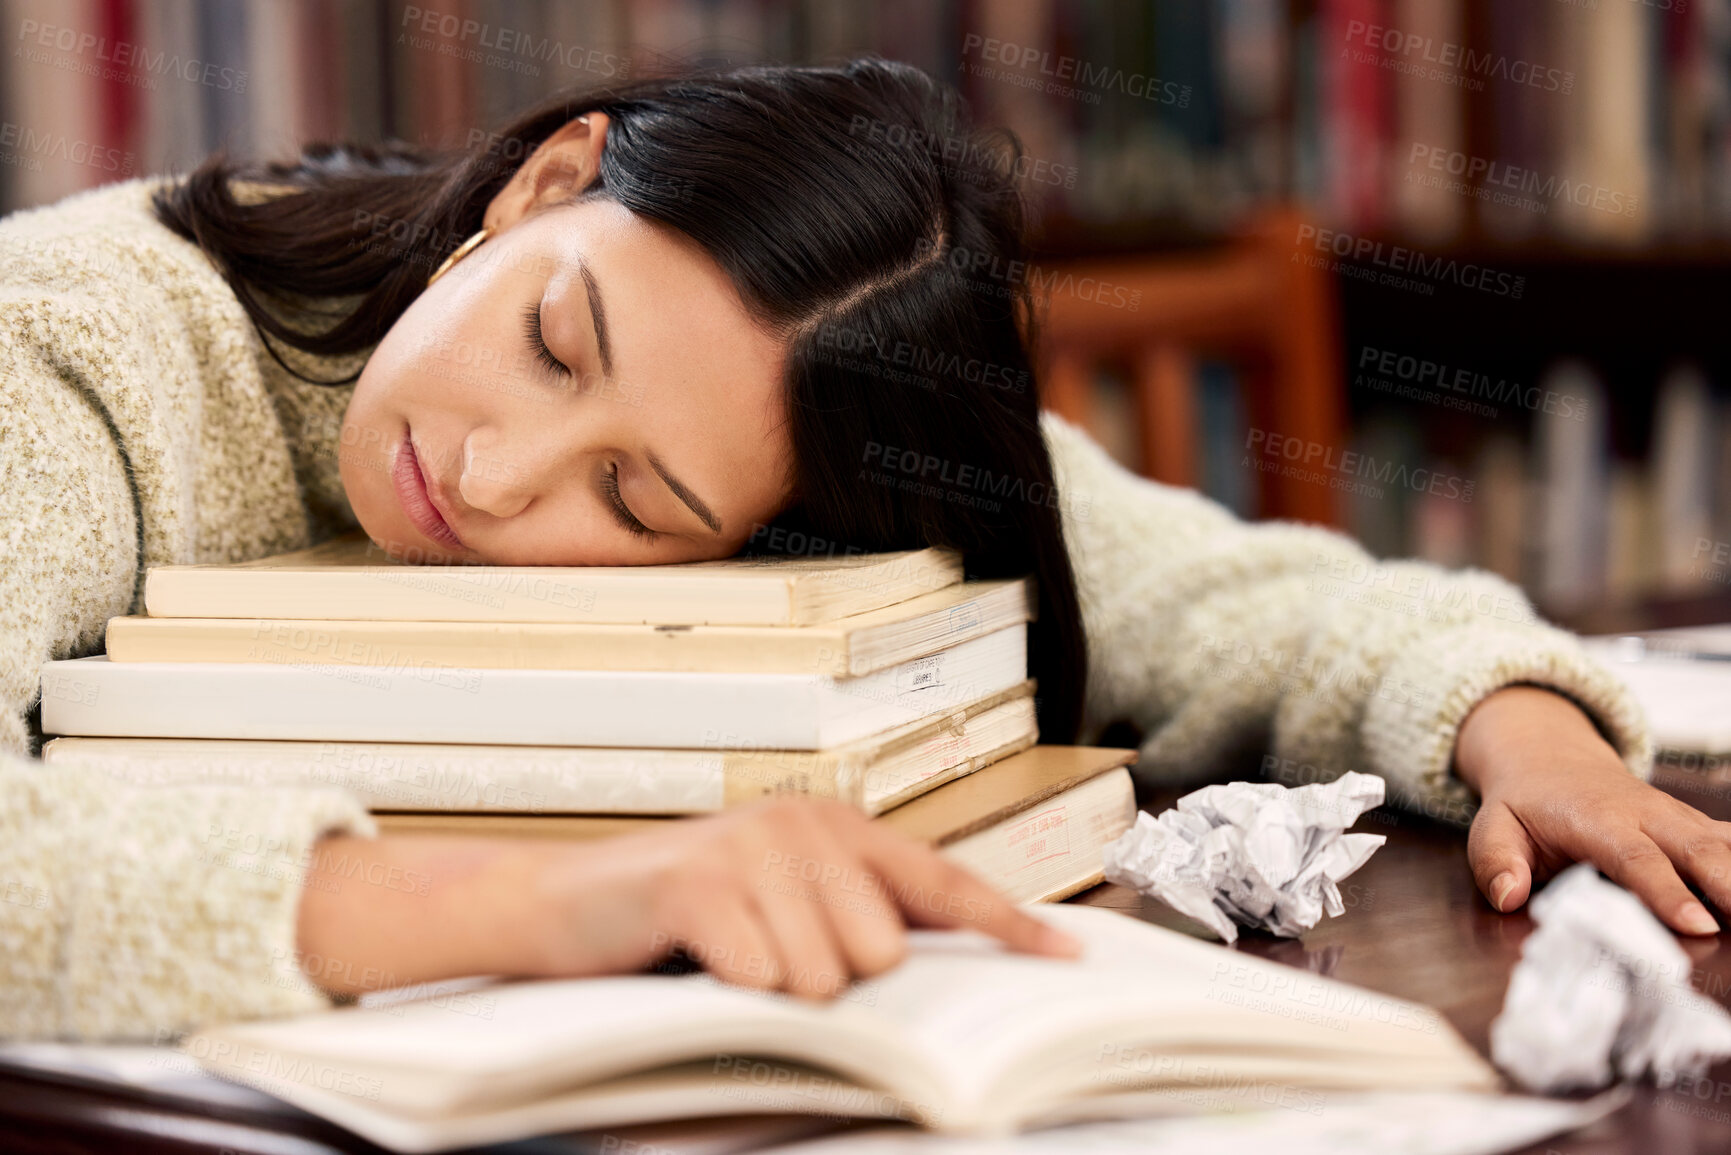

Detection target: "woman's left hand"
[1453, 684, 1730, 936]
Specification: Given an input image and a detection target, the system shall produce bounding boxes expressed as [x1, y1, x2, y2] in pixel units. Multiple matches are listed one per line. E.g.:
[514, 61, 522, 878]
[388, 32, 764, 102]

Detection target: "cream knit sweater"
[0, 179, 1653, 1041]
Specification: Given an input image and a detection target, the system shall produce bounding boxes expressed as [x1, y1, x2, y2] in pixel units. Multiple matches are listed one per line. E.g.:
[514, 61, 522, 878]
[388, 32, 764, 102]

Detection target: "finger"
[679, 888, 784, 993]
[1649, 815, 1731, 928]
[789, 808, 916, 977]
[849, 820, 1081, 958]
[1466, 801, 1537, 913]
[807, 857, 909, 981]
[1592, 834, 1720, 937]
[750, 865, 851, 1000]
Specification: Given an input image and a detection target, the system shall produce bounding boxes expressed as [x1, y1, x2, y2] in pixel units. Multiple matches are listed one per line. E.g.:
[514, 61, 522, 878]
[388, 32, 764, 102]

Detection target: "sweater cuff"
[1360, 623, 1655, 826]
[63, 782, 376, 1040]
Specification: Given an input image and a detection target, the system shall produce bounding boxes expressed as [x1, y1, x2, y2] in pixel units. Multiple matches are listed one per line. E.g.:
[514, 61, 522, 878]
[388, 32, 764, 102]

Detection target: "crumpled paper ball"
[1101, 771, 1388, 943]
[1490, 862, 1731, 1093]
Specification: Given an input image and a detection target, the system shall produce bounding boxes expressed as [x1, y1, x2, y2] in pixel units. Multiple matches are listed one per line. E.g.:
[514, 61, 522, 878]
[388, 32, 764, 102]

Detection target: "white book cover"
[39, 627, 1025, 751]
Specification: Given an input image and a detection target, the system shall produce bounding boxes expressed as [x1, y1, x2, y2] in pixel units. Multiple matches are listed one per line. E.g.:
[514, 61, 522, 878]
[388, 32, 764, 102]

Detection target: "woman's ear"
[483, 112, 611, 232]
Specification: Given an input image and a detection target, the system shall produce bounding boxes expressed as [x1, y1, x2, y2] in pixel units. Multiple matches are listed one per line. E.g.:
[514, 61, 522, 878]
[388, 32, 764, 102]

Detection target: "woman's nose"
[458, 430, 535, 518]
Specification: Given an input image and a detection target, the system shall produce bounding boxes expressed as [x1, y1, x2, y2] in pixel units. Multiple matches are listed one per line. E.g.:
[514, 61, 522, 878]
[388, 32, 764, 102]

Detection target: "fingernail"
[1490, 872, 1516, 912]
[1678, 902, 1720, 936]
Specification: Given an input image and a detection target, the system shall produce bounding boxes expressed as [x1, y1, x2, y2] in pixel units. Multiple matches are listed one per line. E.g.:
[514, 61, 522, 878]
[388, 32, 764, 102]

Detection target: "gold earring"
[427, 226, 492, 287]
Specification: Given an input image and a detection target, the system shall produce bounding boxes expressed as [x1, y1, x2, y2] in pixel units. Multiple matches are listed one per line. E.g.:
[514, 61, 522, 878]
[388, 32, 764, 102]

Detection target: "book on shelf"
[182, 894, 1494, 1152]
[18, 0, 1731, 247]
[371, 744, 1141, 907]
[41, 684, 1039, 817]
[140, 533, 962, 626]
[104, 579, 1031, 677]
[40, 624, 1026, 749]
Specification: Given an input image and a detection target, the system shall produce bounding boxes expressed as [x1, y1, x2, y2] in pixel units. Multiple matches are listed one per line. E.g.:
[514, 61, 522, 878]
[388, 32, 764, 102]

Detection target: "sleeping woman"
[0, 59, 1721, 1040]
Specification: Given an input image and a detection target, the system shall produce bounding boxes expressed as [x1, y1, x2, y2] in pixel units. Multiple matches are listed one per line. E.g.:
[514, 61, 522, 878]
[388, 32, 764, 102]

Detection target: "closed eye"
[521, 302, 570, 380]
[602, 461, 658, 541]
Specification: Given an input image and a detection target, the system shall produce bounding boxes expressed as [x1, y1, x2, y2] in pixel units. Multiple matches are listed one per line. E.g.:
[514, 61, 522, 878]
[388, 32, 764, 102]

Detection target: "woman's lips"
[392, 432, 467, 552]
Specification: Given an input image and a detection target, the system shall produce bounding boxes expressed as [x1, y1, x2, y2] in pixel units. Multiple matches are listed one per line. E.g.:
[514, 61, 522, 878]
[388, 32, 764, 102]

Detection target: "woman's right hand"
[294, 799, 1080, 1001]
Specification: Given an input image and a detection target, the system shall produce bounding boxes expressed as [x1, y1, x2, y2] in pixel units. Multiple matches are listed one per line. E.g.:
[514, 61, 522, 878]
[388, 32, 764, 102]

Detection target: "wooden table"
[3, 767, 1729, 1153]
[1076, 764, 1731, 1155]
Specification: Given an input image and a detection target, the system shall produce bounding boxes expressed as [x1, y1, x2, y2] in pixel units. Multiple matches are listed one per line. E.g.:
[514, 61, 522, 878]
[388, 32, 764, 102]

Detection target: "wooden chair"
[1033, 208, 1346, 527]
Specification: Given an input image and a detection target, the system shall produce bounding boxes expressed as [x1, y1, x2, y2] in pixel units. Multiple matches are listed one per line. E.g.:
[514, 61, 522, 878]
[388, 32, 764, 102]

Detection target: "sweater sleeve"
[1043, 412, 1653, 822]
[0, 305, 375, 1041]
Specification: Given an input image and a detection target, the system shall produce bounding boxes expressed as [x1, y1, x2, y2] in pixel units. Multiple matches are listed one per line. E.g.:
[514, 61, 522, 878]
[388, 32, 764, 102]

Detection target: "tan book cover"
[44, 684, 1038, 815]
[142, 532, 963, 626]
[107, 580, 1030, 677]
[375, 744, 1140, 904]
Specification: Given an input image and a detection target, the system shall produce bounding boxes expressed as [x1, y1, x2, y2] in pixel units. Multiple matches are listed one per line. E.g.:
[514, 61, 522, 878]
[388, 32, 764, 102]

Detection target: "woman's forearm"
[1453, 684, 1616, 794]
[290, 801, 1077, 1001]
[294, 836, 554, 995]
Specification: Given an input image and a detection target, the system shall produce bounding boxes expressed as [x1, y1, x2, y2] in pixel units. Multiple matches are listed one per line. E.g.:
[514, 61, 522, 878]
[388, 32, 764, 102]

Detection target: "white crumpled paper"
[1490, 862, 1731, 1093]
[1100, 771, 1388, 943]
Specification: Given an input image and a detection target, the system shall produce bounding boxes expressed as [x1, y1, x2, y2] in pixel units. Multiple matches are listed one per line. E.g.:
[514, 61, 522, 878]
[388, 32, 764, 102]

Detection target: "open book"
[186, 904, 1496, 1152]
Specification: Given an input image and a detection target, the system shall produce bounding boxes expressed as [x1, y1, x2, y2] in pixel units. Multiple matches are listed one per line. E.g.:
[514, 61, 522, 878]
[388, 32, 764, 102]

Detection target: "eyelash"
[521, 303, 571, 379]
[521, 304, 647, 542]
[602, 461, 658, 541]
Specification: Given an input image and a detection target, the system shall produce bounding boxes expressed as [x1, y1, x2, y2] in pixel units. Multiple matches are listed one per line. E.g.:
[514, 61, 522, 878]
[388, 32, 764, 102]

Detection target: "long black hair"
[153, 57, 1088, 742]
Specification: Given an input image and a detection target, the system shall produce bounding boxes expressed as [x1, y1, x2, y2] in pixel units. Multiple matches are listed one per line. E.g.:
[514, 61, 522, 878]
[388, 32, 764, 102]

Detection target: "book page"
[187, 906, 1490, 1139]
[797, 903, 1485, 1126]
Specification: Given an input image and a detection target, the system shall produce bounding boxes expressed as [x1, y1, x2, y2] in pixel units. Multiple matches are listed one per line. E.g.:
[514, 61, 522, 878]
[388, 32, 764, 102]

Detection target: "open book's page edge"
[184, 902, 1495, 1150]
[216, 1062, 904, 1154]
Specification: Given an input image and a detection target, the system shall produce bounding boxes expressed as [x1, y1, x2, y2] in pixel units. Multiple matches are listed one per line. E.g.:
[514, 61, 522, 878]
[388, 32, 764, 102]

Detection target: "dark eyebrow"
[647, 451, 722, 535]
[579, 262, 613, 378]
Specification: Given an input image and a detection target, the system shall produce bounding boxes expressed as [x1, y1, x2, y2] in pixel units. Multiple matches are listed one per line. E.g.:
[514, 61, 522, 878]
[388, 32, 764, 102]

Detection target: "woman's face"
[339, 116, 794, 566]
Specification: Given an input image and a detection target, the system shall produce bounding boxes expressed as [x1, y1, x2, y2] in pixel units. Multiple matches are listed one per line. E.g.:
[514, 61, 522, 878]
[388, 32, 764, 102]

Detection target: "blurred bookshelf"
[2, 0, 1729, 628]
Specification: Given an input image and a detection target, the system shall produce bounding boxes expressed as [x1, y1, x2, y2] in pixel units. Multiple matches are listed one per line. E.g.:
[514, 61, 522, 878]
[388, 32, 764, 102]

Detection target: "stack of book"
[38, 534, 1137, 903]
